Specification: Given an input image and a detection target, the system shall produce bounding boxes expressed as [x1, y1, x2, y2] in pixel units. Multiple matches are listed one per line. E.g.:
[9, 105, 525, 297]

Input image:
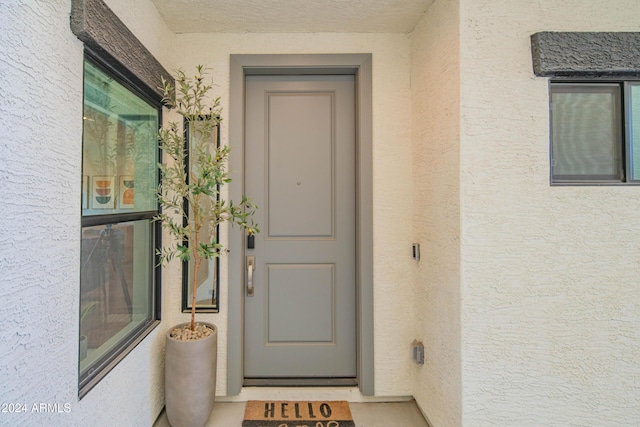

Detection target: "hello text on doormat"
[242, 400, 355, 427]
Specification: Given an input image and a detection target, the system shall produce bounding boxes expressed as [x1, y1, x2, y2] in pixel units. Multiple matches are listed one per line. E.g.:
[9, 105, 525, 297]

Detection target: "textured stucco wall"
[0, 2, 83, 425]
[410, 0, 462, 425]
[8, 0, 639, 425]
[173, 32, 415, 397]
[460, 0, 640, 425]
[0, 1, 173, 426]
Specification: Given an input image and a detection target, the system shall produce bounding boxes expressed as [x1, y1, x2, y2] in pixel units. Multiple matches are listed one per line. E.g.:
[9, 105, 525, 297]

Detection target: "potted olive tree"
[156, 66, 257, 427]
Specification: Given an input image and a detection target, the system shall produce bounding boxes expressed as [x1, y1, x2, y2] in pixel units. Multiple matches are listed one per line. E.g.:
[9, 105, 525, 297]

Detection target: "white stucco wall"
[6, 0, 639, 425]
[0, 2, 83, 425]
[460, 0, 640, 425]
[410, 0, 462, 425]
[0, 1, 173, 426]
[172, 32, 415, 397]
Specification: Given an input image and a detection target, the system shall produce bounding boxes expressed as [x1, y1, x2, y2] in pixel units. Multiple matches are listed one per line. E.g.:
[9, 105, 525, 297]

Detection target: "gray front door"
[243, 74, 356, 379]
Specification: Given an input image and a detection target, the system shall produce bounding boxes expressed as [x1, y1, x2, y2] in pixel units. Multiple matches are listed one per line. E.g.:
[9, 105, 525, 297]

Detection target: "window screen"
[551, 84, 622, 182]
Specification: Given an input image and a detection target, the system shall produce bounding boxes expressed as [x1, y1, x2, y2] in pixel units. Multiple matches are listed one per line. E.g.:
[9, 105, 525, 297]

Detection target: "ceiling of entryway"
[150, 0, 434, 34]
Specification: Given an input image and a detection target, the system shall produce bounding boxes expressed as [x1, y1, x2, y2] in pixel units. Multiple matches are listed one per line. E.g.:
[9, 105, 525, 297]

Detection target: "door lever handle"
[246, 256, 256, 297]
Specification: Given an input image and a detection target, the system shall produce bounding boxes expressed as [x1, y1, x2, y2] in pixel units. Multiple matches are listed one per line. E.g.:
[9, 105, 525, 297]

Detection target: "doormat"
[242, 400, 355, 427]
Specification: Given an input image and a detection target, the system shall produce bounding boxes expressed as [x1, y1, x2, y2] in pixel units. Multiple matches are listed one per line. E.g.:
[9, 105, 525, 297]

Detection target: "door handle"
[246, 256, 256, 297]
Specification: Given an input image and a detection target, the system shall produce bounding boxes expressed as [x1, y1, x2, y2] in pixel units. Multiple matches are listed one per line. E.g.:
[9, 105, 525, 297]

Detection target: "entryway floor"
[154, 400, 430, 426]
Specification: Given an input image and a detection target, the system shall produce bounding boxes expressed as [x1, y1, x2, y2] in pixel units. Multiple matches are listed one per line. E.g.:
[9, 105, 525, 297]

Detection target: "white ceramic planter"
[165, 322, 217, 427]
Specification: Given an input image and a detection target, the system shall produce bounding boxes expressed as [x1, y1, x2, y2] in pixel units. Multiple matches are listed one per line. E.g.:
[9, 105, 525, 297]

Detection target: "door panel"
[244, 75, 356, 379]
[267, 93, 334, 238]
[266, 264, 335, 343]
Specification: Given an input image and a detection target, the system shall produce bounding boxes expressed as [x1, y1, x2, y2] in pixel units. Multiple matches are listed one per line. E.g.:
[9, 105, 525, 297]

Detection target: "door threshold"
[244, 378, 358, 387]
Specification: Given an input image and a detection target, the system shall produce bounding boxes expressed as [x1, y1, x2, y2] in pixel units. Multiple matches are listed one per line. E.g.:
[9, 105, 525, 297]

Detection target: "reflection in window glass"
[82, 60, 157, 215]
[630, 84, 640, 180]
[80, 221, 153, 375]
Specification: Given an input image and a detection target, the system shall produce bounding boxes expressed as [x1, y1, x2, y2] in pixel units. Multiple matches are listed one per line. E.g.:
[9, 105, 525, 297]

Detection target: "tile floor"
[154, 400, 430, 427]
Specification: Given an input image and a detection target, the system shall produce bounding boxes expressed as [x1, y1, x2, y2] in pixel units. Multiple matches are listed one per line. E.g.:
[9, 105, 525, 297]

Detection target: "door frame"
[228, 54, 373, 396]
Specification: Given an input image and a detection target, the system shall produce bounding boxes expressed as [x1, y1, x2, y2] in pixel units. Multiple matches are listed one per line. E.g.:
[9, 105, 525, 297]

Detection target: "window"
[550, 81, 640, 184]
[79, 55, 160, 397]
[183, 119, 221, 313]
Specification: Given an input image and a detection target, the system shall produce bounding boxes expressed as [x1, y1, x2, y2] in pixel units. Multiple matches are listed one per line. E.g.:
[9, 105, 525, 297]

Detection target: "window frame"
[79, 50, 162, 399]
[550, 78, 640, 186]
